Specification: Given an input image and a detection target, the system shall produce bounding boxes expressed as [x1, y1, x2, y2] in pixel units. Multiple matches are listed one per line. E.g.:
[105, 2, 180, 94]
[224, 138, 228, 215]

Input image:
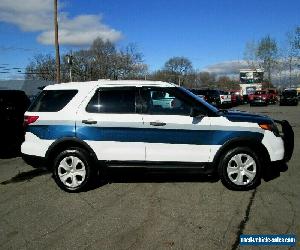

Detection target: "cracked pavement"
[0, 104, 299, 250]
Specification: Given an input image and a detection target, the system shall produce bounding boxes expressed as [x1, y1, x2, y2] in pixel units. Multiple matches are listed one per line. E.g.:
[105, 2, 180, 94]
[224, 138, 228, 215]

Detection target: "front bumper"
[274, 120, 294, 162]
[252, 99, 268, 105]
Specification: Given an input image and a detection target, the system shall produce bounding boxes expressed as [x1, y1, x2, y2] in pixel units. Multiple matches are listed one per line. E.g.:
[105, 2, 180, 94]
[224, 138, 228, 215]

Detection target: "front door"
[140, 87, 212, 163]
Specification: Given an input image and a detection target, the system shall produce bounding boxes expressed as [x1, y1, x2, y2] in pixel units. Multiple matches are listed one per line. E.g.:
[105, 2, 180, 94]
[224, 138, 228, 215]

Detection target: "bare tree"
[285, 26, 300, 86]
[163, 56, 193, 85]
[244, 40, 259, 69]
[25, 37, 147, 82]
[198, 71, 216, 86]
[256, 35, 278, 83]
[25, 54, 56, 81]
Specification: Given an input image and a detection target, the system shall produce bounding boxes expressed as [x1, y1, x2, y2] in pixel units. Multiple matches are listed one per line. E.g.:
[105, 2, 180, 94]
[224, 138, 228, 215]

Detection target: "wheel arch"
[45, 137, 98, 169]
[212, 137, 271, 170]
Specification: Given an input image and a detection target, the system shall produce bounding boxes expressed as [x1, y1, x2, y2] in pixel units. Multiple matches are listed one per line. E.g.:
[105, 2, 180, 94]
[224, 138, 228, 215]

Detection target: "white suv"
[22, 80, 294, 192]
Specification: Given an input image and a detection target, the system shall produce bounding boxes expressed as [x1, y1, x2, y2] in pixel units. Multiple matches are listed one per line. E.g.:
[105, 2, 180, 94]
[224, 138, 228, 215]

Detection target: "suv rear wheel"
[53, 147, 94, 192]
[218, 147, 261, 191]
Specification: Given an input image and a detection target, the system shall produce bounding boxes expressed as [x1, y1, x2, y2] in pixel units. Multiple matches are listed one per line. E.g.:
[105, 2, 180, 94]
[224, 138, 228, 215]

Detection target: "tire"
[218, 147, 262, 191]
[53, 147, 95, 192]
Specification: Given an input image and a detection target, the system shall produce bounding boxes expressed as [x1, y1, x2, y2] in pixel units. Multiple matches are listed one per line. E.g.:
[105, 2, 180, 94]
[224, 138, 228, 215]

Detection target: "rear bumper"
[274, 120, 294, 162]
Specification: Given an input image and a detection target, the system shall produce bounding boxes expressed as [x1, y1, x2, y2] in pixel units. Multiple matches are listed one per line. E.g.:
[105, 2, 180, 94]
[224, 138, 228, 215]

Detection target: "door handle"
[82, 119, 97, 124]
[150, 121, 166, 126]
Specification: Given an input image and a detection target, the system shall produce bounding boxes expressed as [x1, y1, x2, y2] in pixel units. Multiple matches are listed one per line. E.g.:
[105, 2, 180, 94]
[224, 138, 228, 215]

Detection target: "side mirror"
[190, 107, 205, 117]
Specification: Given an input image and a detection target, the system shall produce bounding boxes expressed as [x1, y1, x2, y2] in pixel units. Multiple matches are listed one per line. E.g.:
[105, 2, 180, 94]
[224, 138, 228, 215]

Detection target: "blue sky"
[0, 0, 299, 79]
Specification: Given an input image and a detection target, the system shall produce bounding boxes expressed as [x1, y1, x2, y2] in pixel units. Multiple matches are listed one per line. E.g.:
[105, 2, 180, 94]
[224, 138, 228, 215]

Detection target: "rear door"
[76, 87, 145, 161]
[140, 87, 212, 163]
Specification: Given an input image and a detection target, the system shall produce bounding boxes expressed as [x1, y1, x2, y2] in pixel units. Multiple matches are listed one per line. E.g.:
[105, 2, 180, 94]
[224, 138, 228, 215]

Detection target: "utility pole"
[54, 0, 61, 83]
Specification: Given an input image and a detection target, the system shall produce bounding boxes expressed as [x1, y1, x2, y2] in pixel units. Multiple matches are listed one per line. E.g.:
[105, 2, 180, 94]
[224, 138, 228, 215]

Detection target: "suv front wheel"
[218, 147, 262, 191]
[53, 147, 94, 192]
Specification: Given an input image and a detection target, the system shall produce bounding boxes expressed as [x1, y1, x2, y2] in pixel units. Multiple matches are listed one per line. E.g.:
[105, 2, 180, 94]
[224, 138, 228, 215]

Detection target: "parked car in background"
[219, 91, 232, 107]
[0, 90, 30, 155]
[250, 90, 269, 106]
[198, 89, 231, 107]
[229, 90, 243, 106]
[280, 89, 298, 106]
[189, 89, 206, 100]
[266, 89, 278, 104]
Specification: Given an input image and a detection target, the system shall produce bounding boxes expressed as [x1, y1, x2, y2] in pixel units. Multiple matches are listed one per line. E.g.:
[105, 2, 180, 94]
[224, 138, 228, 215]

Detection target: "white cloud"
[202, 59, 300, 85]
[0, 0, 52, 31]
[37, 14, 122, 45]
[203, 60, 249, 75]
[0, 0, 122, 45]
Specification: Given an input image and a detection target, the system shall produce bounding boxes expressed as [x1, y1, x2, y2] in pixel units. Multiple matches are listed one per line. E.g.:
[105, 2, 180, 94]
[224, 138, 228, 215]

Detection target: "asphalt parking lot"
[0, 104, 299, 250]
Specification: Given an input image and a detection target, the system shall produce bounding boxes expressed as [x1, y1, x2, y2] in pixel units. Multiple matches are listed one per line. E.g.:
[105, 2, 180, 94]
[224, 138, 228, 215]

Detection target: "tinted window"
[180, 87, 219, 114]
[28, 90, 77, 112]
[86, 89, 136, 113]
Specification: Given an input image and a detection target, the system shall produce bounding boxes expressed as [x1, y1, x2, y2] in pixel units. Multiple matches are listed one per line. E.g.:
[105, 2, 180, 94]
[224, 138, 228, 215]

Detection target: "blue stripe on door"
[27, 125, 263, 145]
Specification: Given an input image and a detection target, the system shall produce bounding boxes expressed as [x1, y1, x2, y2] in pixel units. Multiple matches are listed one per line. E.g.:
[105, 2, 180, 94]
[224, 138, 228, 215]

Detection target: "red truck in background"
[250, 90, 269, 106]
[228, 90, 243, 106]
[266, 89, 278, 104]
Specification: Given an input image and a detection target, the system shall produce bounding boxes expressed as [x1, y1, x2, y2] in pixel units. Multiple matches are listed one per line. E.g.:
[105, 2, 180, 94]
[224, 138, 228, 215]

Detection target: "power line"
[0, 46, 37, 52]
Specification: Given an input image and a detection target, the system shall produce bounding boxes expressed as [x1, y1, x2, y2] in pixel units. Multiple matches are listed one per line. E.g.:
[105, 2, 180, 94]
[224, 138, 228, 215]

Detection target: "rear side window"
[28, 90, 77, 112]
[86, 89, 136, 113]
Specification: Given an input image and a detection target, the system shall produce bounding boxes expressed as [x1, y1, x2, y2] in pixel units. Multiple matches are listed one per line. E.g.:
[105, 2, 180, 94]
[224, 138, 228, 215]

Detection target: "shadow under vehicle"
[0, 90, 30, 158]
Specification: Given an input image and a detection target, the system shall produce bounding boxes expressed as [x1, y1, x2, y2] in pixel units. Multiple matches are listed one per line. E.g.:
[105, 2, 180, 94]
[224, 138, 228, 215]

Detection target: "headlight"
[259, 123, 280, 137]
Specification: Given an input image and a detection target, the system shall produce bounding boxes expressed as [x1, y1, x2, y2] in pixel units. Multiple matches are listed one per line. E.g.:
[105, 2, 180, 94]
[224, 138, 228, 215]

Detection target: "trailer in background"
[239, 69, 263, 103]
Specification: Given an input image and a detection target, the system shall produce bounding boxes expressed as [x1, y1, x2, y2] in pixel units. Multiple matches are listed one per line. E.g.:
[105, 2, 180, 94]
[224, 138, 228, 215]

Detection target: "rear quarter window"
[28, 90, 78, 112]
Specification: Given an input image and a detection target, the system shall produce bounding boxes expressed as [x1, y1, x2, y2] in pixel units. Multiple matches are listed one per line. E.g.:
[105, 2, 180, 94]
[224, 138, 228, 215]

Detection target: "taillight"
[24, 115, 39, 127]
[221, 96, 224, 99]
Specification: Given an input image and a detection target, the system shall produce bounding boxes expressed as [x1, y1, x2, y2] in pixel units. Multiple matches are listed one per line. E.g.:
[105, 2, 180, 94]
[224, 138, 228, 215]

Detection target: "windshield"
[283, 90, 297, 97]
[179, 87, 219, 114]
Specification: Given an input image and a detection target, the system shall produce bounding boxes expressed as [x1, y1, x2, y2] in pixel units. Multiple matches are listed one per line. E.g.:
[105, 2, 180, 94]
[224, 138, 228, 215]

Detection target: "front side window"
[140, 88, 191, 116]
[28, 90, 77, 112]
[86, 88, 136, 113]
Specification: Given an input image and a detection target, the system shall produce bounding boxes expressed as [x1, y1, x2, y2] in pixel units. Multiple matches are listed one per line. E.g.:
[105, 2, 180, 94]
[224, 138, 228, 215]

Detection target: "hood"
[222, 110, 273, 124]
